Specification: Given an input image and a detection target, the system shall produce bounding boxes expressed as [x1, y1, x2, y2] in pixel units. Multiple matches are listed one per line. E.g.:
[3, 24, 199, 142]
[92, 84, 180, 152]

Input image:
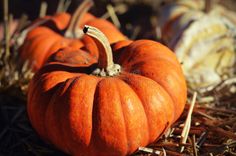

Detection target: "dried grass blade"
[192, 135, 198, 156]
[180, 92, 197, 152]
[106, 4, 121, 28]
[3, 0, 10, 62]
[39, 1, 48, 18]
[138, 147, 161, 155]
[56, 0, 65, 13]
[196, 131, 208, 147]
[63, 0, 71, 12]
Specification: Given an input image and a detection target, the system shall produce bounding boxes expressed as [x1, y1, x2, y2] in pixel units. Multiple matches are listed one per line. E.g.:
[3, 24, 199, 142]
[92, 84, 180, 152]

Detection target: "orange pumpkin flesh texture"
[20, 2, 126, 71]
[27, 26, 187, 155]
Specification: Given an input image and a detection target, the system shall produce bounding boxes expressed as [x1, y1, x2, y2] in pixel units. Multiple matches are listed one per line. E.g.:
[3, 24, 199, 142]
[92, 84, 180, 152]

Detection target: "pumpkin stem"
[65, 0, 93, 38]
[204, 0, 213, 13]
[83, 25, 121, 77]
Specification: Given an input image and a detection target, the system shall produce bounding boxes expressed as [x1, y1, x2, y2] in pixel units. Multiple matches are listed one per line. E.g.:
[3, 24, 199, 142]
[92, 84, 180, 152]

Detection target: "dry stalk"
[194, 110, 216, 120]
[191, 135, 198, 156]
[15, 18, 50, 46]
[56, 0, 71, 13]
[106, 4, 121, 28]
[39, 1, 48, 18]
[180, 92, 197, 152]
[138, 147, 162, 155]
[3, 0, 10, 62]
[12, 14, 28, 37]
[196, 131, 208, 148]
[197, 106, 236, 115]
[0, 0, 34, 93]
[101, 4, 128, 19]
[206, 125, 236, 140]
[191, 76, 236, 104]
[63, 0, 72, 12]
[204, 0, 213, 13]
[130, 26, 141, 40]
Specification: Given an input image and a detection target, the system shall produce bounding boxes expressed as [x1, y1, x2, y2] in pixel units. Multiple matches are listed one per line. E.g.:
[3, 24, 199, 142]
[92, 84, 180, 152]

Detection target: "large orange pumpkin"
[27, 25, 187, 155]
[20, 0, 126, 71]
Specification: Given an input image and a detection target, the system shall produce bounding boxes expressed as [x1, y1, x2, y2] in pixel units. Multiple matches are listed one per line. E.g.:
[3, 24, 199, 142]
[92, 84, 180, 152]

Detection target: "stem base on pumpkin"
[92, 64, 121, 77]
[83, 25, 122, 77]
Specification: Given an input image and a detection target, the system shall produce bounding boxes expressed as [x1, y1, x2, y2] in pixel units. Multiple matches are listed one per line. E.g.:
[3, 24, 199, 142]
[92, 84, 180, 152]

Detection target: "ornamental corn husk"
[160, 0, 236, 91]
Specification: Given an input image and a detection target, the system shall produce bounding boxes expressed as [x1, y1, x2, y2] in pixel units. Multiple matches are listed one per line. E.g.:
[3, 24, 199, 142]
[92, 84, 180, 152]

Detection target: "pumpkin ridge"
[69, 75, 100, 155]
[118, 74, 151, 143]
[58, 75, 88, 153]
[28, 78, 64, 141]
[27, 77, 48, 139]
[89, 78, 128, 155]
[44, 77, 77, 153]
[115, 78, 149, 154]
[59, 77, 83, 153]
[89, 80, 101, 155]
[119, 73, 173, 141]
[124, 53, 186, 122]
[28, 71, 78, 140]
[137, 63, 186, 122]
[115, 79, 131, 155]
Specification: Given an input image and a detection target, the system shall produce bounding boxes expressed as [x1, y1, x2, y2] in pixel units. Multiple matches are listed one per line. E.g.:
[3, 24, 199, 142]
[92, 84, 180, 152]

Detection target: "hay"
[0, 0, 235, 155]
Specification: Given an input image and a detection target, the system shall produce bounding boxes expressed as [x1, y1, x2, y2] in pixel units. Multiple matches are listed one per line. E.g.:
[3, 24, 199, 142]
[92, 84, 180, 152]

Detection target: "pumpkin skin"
[27, 27, 187, 155]
[20, 10, 126, 71]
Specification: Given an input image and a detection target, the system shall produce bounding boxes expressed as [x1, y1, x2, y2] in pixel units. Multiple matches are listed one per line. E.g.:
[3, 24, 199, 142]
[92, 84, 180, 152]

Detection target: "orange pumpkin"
[27, 25, 187, 155]
[20, 0, 126, 71]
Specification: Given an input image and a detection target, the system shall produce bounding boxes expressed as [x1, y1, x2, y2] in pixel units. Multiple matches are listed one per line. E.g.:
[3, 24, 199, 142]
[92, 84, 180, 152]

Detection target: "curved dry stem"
[83, 25, 121, 77]
[65, 0, 93, 38]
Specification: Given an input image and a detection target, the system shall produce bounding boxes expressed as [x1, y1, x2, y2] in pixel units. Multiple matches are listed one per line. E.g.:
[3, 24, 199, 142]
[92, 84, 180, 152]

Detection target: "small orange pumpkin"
[27, 25, 186, 155]
[20, 0, 126, 71]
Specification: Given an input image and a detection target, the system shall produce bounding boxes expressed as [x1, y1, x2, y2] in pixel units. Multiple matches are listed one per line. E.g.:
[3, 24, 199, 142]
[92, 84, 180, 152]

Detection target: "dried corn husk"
[160, 0, 236, 91]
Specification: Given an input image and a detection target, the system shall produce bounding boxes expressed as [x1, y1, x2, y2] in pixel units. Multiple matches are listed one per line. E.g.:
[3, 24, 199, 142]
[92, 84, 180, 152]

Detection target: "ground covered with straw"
[0, 0, 236, 155]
